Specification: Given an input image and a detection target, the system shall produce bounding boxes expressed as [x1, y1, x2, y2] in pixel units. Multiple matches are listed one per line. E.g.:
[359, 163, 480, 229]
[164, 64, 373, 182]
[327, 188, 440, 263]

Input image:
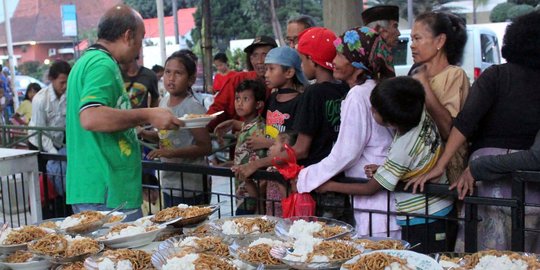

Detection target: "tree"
[191, 0, 322, 52]
[508, 0, 540, 7]
[490, 2, 516, 22]
[473, 0, 490, 23]
[367, 0, 465, 23]
[507, 4, 535, 20]
[123, 0, 199, 18]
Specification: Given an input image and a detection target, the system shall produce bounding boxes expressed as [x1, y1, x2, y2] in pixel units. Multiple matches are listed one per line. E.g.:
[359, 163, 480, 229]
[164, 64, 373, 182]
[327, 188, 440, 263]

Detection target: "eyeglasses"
[285, 36, 298, 47]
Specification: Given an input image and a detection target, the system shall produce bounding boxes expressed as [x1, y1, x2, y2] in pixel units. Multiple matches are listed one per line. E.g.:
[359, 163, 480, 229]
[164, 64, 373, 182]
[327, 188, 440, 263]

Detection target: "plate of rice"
[275, 216, 354, 241]
[96, 223, 165, 249]
[84, 249, 154, 270]
[342, 250, 442, 270]
[151, 247, 237, 270]
[0, 250, 51, 270]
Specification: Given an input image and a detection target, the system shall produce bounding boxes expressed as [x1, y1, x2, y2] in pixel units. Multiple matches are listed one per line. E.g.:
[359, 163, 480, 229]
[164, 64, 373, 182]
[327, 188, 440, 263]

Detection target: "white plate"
[229, 237, 289, 269]
[151, 247, 238, 270]
[0, 227, 55, 254]
[178, 115, 215, 129]
[275, 216, 354, 241]
[342, 250, 443, 270]
[0, 255, 51, 270]
[97, 225, 165, 249]
[208, 215, 281, 244]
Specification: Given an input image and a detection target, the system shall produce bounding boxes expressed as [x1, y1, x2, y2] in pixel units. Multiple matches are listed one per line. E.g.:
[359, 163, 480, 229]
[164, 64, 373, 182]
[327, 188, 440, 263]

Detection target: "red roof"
[143, 8, 197, 38]
[0, 0, 121, 45]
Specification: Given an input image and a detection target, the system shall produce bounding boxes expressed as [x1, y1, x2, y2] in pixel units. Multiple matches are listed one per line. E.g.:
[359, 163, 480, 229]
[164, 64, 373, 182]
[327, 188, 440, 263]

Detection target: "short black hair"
[279, 131, 298, 146]
[235, 79, 266, 102]
[24, 83, 41, 100]
[370, 76, 425, 133]
[502, 10, 540, 69]
[415, 12, 467, 65]
[165, 50, 197, 78]
[48, 60, 71, 80]
[97, 5, 142, 42]
[213, 52, 228, 63]
[151, 64, 164, 73]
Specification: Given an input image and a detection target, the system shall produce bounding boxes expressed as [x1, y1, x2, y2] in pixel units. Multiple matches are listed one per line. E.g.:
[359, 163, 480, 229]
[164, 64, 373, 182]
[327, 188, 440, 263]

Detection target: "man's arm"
[316, 178, 383, 196]
[80, 106, 183, 132]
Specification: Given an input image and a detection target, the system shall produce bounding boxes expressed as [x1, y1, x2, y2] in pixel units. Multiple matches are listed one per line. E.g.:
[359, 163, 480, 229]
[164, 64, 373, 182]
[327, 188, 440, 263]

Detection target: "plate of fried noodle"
[432, 250, 540, 270]
[0, 250, 51, 270]
[278, 240, 362, 269]
[352, 237, 410, 251]
[275, 216, 354, 241]
[209, 215, 281, 244]
[84, 249, 153, 270]
[158, 235, 229, 256]
[151, 203, 218, 227]
[27, 234, 103, 263]
[229, 237, 288, 269]
[342, 250, 442, 270]
[151, 247, 237, 270]
[0, 225, 52, 253]
[55, 261, 86, 270]
[96, 223, 165, 249]
[42, 211, 124, 235]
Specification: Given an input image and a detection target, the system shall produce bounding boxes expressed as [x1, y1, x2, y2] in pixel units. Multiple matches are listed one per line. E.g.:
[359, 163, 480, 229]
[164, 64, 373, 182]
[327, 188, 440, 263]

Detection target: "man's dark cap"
[244, 36, 278, 54]
[362, 5, 399, 25]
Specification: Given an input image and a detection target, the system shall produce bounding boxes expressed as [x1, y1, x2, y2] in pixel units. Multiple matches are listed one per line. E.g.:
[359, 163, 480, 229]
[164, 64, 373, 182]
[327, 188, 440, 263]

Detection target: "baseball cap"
[244, 36, 278, 54]
[264, 46, 308, 86]
[297, 27, 337, 70]
[362, 5, 399, 25]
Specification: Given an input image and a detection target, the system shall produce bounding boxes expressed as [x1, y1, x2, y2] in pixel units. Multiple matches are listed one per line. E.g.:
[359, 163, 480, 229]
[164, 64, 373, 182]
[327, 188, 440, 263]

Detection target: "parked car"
[393, 25, 501, 82]
[13, 75, 46, 101]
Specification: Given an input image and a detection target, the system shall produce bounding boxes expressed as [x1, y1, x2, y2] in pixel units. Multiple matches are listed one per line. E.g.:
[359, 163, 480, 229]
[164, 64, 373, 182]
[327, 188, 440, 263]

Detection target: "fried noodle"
[239, 244, 281, 265]
[343, 252, 411, 270]
[65, 238, 100, 257]
[5, 250, 33, 263]
[306, 241, 361, 262]
[102, 249, 152, 270]
[153, 206, 211, 223]
[28, 233, 68, 257]
[3, 226, 48, 245]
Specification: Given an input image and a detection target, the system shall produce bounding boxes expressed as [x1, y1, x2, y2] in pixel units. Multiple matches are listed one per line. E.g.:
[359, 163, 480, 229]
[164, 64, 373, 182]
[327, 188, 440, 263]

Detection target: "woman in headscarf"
[296, 26, 400, 238]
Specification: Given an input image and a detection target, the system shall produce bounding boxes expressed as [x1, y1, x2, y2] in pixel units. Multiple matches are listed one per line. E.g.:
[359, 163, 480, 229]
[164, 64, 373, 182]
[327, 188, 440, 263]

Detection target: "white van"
[393, 25, 501, 82]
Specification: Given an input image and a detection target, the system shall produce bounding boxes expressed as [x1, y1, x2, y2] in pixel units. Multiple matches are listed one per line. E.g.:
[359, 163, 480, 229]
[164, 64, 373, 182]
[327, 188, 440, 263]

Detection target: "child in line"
[296, 27, 399, 237]
[233, 46, 307, 217]
[317, 76, 457, 253]
[139, 51, 212, 207]
[214, 80, 267, 215]
[266, 131, 299, 215]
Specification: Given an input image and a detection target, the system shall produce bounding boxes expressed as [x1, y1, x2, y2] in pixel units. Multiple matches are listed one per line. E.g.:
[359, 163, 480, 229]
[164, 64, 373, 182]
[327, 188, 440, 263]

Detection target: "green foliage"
[78, 28, 98, 45]
[226, 48, 246, 71]
[508, 0, 540, 7]
[507, 4, 535, 20]
[123, 0, 199, 18]
[367, 0, 466, 22]
[18, 61, 48, 81]
[490, 2, 516, 22]
[192, 0, 322, 52]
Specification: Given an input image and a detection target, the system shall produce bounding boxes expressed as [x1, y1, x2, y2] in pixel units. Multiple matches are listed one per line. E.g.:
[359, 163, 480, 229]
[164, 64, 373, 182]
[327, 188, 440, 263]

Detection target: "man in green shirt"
[66, 4, 183, 221]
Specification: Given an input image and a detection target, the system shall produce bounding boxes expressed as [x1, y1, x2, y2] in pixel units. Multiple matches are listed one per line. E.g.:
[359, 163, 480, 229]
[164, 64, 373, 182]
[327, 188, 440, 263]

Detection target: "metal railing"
[0, 124, 65, 149]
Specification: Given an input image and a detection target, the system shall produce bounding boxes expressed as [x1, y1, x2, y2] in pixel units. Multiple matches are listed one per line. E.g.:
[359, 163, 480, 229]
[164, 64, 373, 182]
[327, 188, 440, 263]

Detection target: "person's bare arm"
[80, 106, 183, 132]
[316, 178, 383, 196]
[147, 127, 212, 159]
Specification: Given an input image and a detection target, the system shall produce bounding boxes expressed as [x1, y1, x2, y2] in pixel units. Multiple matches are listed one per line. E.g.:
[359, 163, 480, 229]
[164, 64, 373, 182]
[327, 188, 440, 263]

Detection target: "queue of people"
[11, 3, 538, 254]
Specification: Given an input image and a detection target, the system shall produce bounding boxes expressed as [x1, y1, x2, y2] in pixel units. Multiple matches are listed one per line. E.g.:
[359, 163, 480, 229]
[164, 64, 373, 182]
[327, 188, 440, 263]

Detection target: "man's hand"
[246, 135, 272, 150]
[404, 164, 445, 193]
[147, 108, 184, 130]
[449, 166, 475, 200]
[232, 162, 258, 181]
[147, 148, 174, 159]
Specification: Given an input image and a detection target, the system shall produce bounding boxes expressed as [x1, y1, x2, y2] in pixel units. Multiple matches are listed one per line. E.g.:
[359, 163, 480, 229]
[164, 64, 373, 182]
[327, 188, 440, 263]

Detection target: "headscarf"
[333, 26, 395, 84]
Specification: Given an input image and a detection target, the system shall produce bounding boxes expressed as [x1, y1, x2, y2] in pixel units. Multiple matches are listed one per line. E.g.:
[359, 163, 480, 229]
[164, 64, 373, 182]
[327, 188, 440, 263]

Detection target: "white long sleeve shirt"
[296, 80, 400, 236]
[29, 85, 66, 154]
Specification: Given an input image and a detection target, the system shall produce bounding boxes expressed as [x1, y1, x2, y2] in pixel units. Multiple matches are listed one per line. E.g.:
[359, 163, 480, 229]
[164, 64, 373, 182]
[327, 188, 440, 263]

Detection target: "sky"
[0, 0, 19, 23]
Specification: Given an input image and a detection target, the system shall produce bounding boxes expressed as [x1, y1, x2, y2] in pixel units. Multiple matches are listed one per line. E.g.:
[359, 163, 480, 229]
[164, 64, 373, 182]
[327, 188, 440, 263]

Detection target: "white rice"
[105, 225, 146, 240]
[162, 254, 199, 270]
[287, 220, 322, 239]
[57, 216, 82, 229]
[472, 255, 528, 270]
[249, 238, 282, 247]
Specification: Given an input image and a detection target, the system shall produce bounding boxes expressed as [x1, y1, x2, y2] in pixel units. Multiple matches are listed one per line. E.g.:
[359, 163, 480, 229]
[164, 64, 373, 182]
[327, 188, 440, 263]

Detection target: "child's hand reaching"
[315, 181, 336, 193]
[246, 135, 273, 150]
[364, 164, 380, 179]
[147, 149, 174, 159]
[214, 120, 234, 145]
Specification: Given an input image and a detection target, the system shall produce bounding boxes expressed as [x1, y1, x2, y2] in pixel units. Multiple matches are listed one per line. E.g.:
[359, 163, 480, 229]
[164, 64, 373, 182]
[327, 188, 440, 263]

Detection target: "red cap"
[297, 27, 337, 71]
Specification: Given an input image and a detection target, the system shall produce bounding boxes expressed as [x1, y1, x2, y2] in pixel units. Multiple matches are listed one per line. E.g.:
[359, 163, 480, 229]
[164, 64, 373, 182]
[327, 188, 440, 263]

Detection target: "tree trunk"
[322, 0, 363, 35]
[269, 0, 285, 46]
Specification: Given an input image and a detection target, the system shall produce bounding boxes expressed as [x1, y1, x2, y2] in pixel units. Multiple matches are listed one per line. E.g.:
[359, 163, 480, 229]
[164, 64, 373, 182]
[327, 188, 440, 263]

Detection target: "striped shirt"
[373, 109, 453, 224]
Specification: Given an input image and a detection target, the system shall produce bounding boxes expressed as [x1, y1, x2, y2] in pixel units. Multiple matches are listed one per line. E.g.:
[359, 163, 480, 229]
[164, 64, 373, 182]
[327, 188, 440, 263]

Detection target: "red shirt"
[212, 71, 237, 93]
[207, 71, 270, 131]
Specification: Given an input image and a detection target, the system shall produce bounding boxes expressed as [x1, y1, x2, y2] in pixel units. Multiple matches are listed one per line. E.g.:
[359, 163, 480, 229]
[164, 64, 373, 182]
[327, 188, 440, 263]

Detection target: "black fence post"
[463, 199, 478, 252]
[511, 173, 525, 251]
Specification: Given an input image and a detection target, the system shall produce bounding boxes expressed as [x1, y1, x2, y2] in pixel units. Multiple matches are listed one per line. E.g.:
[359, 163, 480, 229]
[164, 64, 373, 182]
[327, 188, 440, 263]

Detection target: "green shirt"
[66, 49, 142, 209]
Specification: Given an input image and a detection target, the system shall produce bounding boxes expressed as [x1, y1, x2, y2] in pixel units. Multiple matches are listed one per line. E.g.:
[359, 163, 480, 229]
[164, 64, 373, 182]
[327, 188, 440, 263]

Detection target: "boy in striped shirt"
[316, 77, 456, 252]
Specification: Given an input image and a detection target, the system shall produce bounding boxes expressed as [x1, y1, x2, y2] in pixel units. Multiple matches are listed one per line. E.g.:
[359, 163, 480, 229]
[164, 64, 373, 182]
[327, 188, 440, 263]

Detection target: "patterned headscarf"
[333, 26, 395, 83]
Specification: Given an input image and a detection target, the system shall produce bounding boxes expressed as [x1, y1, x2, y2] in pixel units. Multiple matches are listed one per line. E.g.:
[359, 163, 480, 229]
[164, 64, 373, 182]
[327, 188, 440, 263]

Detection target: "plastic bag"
[272, 144, 316, 218]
